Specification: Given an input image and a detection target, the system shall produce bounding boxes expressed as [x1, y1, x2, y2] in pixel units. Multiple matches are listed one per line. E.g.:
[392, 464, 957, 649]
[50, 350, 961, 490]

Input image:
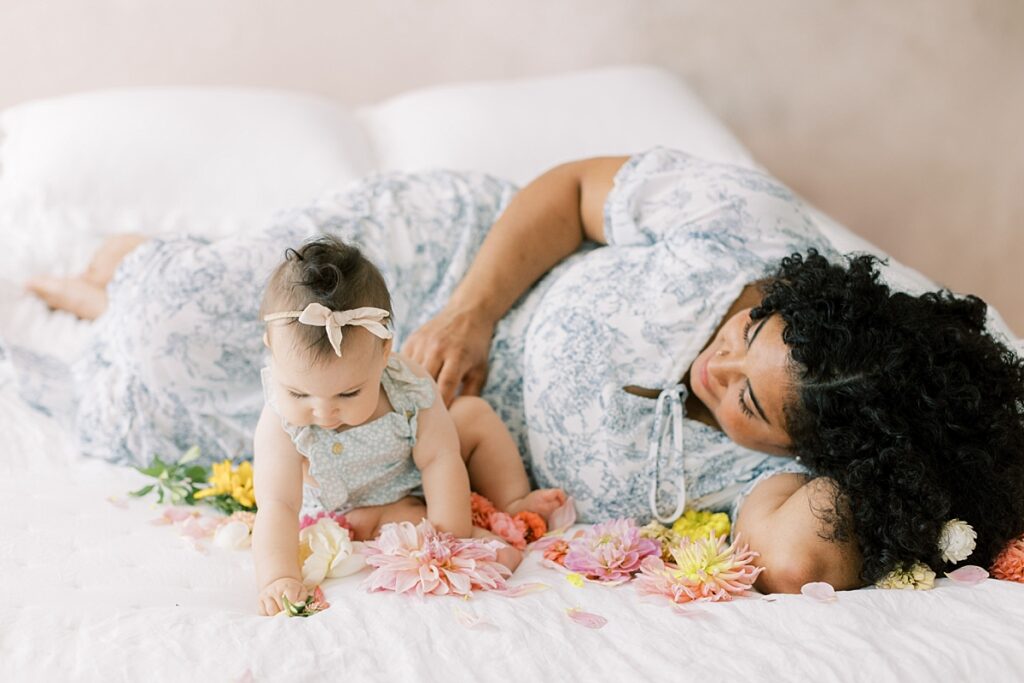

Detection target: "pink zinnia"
[634, 533, 764, 604]
[563, 519, 660, 582]
[300, 510, 352, 532]
[362, 519, 511, 597]
[991, 534, 1024, 583]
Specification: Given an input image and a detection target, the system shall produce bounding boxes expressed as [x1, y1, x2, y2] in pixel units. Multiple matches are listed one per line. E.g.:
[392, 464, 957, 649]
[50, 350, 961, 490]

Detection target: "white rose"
[938, 519, 977, 564]
[298, 518, 366, 587]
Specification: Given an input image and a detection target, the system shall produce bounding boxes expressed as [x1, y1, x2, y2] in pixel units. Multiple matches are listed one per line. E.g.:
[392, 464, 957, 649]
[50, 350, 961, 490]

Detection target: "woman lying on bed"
[30, 148, 1024, 594]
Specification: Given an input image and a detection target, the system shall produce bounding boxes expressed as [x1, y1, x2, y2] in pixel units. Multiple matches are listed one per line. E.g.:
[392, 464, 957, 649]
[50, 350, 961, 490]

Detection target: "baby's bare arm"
[252, 404, 308, 615]
[410, 373, 473, 538]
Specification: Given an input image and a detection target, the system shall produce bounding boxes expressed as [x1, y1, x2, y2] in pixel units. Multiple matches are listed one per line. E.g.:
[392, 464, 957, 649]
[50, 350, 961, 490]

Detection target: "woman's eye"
[738, 393, 755, 418]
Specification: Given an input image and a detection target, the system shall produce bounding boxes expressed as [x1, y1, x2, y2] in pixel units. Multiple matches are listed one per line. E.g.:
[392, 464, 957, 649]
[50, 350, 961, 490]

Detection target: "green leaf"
[178, 445, 202, 464]
[185, 465, 209, 483]
[128, 484, 155, 498]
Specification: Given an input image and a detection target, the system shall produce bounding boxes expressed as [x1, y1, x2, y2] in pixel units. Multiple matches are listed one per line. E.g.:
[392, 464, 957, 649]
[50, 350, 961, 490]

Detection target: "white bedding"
[1, 66, 1022, 682]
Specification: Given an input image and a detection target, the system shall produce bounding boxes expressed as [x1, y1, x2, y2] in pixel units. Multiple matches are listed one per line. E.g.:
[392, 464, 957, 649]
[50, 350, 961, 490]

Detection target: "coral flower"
[991, 535, 1024, 583]
[470, 493, 497, 529]
[563, 519, 660, 582]
[635, 533, 763, 603]
[514, 511, 547, 543]
[543, 539, 571, 566]
[362, 519, 511, 597]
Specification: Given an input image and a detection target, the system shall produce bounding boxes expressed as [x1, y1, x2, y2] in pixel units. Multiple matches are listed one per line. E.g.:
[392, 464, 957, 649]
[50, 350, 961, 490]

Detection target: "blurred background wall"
[1, 0, 1021, 332]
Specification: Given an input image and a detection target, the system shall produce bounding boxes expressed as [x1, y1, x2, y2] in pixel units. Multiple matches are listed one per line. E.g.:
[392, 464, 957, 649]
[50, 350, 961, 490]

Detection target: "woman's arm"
[734, 473, 864, 593]
[252, 404, 308, 615]
[402, 156, 628, 403]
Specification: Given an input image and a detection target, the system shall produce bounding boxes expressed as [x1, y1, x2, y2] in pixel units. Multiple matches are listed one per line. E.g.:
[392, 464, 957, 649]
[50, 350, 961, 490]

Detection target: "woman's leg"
[26, 233, 149, 319]
[733, 473, 864, 594]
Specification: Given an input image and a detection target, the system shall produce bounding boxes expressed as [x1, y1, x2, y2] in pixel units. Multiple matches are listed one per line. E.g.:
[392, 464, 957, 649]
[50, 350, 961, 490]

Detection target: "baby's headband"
[263, 302, 393, 357]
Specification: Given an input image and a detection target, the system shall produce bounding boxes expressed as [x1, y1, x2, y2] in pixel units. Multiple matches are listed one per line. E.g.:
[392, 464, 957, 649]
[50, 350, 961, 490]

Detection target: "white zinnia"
[876, 562, 936, 590]
[938, 519, 977, 564]
[298, 518, 366, 587]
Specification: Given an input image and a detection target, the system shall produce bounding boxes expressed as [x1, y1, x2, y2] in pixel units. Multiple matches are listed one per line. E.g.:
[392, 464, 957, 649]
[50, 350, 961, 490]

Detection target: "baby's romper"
[261, 355, 435, 516]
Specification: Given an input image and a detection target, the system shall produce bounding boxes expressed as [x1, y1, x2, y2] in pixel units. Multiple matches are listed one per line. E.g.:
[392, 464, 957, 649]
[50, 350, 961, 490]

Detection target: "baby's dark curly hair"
[259, 235, 392, 362]
[753, 250, 1024, 584]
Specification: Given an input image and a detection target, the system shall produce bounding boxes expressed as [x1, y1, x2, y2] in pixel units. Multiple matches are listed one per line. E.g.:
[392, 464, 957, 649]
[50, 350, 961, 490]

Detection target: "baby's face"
[268, 326, 391, 430]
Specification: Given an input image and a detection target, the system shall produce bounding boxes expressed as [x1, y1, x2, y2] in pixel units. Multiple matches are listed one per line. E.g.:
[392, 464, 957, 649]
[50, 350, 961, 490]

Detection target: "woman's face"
[268, 326, 391, 430]
[688, 308, 795, 456]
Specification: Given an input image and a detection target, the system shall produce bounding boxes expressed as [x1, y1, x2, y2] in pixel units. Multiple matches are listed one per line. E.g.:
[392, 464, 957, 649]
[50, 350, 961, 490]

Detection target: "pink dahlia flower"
[563, 519, 660, 582]
[299, 510, 352, 532]
[635, 533, 764, 603]
[362, 519, 511, 596]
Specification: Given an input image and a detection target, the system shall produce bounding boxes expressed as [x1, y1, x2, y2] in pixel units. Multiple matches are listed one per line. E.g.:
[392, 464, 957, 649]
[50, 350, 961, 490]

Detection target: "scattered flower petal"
[453, 605, 496, 629]
[566, 607, 607, 629]
[945, 565, 989, 586]
[106, 495, 128, 509]
[761, 594, 778, 602]
[496, 582, 550, 598]
[566, 572, 585, 588]
[548, 497, 577, 533]
[800, 582, 838, 602]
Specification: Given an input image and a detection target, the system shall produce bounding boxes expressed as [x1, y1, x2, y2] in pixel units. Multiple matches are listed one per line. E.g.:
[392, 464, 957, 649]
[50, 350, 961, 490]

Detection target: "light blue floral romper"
[9, 148, 840, 525]
[261, 355, 434, 515]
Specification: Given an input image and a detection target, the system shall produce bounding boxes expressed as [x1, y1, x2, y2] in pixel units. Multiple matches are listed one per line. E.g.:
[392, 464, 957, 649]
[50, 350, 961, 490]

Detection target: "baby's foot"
[495, 544, 524, 572]
[505, 488, 567, 522]
[26, 276, 108, 320]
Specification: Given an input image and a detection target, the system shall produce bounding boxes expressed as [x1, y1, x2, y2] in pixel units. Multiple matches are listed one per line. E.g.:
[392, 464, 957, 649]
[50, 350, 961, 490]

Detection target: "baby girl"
[253, 236, 564, 615]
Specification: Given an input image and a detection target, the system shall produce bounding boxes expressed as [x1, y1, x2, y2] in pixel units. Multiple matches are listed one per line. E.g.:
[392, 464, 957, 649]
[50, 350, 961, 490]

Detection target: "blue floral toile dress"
[32, 148, 839, 523]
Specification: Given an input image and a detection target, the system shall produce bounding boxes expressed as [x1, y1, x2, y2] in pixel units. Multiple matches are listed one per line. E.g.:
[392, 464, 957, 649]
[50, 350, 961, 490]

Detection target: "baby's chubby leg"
[449, 396, 566, 520]
[343, 495, 521, 570]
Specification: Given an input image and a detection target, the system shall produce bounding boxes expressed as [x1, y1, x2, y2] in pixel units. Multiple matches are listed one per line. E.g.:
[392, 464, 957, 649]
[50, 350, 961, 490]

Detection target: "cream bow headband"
[263, 302, 393, 357]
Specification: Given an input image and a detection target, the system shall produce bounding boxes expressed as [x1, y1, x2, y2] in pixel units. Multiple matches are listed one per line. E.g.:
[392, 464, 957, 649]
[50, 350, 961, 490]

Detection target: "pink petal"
[566, 607, 607, 629]
[548, 497, 577, 533]
[528, 536, 564, 552]
[496, 582, 550, 598]
[106, 496, 128, 509]
[800, 582, 838, 602]
[453, 605, 495, 630]
[946, 565, 989, 586]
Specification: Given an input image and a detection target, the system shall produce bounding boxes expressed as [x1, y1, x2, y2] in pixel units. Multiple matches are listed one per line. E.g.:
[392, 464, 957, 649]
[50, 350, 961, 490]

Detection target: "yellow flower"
[195, 460, 255, 508]
[671, 510, 731, 542]
[875, 562, 936, 590]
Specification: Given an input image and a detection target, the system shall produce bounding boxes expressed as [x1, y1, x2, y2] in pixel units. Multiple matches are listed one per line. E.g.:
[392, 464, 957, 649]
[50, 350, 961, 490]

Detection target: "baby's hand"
[258, 577, 309, 616]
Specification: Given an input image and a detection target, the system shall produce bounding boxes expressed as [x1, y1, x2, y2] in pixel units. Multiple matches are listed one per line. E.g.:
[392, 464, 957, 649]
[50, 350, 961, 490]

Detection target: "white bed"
[1, 66, 1022, 682]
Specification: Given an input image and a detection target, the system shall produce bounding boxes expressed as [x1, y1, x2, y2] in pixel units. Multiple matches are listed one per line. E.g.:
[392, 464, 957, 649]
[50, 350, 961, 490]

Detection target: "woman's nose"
[709, 349, 743, 383]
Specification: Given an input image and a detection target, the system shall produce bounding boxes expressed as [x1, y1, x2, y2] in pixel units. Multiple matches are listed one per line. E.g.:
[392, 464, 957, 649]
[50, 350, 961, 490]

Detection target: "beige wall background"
[2, 0, 1021, 333]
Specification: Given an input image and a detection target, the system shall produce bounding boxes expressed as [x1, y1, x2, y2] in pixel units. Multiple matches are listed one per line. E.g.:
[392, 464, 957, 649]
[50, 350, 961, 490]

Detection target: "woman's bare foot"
[25, 276, 108, 320]
[25, 233, 148, 320]
[505, 488, 567, 522]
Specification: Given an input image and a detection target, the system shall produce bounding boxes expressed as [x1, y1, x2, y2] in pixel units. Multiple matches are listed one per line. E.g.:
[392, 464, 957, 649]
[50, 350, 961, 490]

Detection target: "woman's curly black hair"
[753, 250, 1024, 584]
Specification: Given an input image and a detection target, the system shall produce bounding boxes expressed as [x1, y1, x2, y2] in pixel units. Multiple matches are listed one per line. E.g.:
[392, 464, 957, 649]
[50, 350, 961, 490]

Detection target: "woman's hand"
[402, 305, 495, 406]
[258, 577, 309, 616]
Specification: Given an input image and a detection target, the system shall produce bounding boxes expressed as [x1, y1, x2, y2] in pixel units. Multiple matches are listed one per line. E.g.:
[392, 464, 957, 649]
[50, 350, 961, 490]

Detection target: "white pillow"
[357, 65, 755, 185]
[0, 88, 373, 278]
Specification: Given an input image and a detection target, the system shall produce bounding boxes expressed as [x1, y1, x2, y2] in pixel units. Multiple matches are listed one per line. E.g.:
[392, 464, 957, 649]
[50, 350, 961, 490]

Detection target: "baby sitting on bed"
[251, 235, 565, 616]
